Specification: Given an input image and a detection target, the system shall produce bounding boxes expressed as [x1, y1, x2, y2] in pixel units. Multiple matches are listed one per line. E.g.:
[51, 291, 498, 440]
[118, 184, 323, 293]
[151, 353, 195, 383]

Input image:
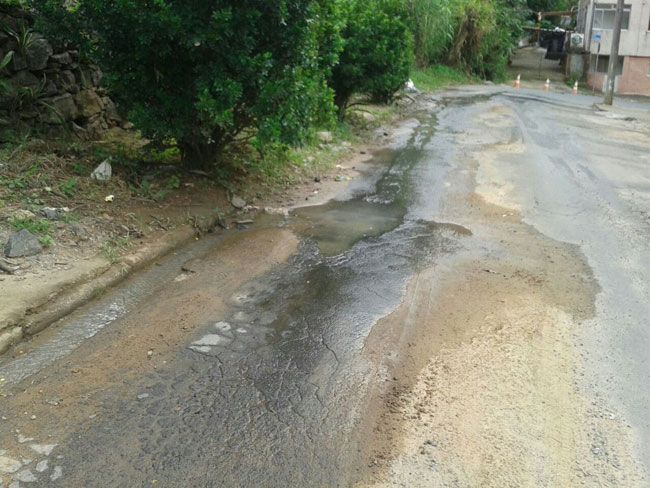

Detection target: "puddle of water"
[291, 120, 437, 257]
[291, 199, 404, 256]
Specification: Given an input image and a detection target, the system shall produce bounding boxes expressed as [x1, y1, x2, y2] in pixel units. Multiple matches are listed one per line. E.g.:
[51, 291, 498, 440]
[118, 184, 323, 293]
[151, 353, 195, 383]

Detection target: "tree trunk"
[334, 90, 352, 120]
[178, 135, 222, 170]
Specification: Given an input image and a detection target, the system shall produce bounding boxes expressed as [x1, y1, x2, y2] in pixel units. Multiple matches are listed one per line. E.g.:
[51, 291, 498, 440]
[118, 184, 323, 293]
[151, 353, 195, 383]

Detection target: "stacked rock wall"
[0, 5, 122, 139]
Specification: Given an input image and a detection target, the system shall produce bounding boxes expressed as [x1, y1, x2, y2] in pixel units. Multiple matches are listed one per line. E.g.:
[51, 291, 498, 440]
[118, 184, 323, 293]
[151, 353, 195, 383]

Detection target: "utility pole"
[603, 0, 625, 105]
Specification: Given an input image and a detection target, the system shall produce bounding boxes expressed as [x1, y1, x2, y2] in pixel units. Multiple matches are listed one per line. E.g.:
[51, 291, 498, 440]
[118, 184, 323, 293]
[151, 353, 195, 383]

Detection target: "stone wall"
[0, 5, 122, 139]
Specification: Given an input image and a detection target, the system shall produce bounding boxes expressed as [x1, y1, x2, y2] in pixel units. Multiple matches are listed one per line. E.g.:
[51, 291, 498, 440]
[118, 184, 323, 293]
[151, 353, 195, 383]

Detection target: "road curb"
[0, 224, 199, 355]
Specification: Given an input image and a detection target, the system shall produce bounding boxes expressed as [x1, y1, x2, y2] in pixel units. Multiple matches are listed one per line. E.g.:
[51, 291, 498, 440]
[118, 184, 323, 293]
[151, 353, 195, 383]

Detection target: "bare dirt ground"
[0, 103, 401, 353]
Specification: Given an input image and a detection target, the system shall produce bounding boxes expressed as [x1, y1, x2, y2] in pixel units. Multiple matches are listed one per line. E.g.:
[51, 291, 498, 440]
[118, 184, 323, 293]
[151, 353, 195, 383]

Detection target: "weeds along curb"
[0, 224, 202, 356]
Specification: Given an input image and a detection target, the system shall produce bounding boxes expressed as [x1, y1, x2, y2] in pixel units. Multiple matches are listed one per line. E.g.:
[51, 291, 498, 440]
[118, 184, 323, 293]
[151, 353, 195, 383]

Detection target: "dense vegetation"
[16, 0, 549, 169]
[330, 0, 412, 114]
[406, 0, 528, 79]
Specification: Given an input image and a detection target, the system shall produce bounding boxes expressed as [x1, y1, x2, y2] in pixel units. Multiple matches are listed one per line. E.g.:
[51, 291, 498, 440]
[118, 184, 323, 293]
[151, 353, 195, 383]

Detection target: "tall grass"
[404, 0, 527, 81]
[404, 0, 455, 67]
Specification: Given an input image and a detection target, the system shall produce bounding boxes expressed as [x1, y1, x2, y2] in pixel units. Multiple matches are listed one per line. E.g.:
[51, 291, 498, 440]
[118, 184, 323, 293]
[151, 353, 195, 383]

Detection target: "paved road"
[0, 87, 648, 487]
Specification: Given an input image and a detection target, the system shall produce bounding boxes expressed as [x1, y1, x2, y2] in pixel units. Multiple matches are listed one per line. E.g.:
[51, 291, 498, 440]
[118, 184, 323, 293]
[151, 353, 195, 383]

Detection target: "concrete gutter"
[0, 224, 200, 355]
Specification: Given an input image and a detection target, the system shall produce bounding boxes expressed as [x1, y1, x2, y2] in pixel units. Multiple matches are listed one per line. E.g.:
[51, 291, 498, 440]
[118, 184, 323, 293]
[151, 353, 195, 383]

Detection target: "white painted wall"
[584, 0, 650, 56]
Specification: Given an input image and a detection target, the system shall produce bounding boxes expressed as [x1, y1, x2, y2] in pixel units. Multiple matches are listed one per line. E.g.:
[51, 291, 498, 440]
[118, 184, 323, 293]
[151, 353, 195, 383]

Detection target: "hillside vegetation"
[4, 0, 540, 171]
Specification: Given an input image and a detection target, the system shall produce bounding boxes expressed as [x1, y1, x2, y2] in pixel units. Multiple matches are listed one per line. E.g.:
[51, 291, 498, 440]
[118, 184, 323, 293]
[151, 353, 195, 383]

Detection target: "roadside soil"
[355, 100, 647, 487]
[0, 102, 406, 354]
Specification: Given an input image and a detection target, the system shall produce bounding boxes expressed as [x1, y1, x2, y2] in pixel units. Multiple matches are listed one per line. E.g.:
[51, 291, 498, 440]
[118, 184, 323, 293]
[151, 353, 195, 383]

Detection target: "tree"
[330, 0, 413, 116]
[33, 0, 342, 168]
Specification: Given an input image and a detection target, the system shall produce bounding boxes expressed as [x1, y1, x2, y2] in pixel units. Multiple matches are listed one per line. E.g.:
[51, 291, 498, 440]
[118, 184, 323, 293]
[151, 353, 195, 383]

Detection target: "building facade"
[580, 0, 650, 95]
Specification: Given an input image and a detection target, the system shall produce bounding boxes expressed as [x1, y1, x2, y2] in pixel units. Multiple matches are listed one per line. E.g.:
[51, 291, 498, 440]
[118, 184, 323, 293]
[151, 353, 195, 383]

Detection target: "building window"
[591, 55, 624, 74]
[592, 4, 631, 30]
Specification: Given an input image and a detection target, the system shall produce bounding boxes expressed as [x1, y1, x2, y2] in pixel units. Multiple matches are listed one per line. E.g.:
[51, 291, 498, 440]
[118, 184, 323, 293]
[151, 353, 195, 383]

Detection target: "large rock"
[77, 67, 102, 89]
[74, 89, 103, 118]
[90, 67, 103, 87]
[10, 70, 40, 89]
[11, 53, 27, 71]
[86, 113, 108, 134]
[41, 207, 59, 220]
[44, 79, 58, 96]
[4, 229, 43, 258]
[56, 70, 76, 91]
[44, 93, 78, 123]
[230, 195, 246, 209]
[19, 107, 39, 120]
[49, 52, 72, 66]
[103, 97, 121, 123]
[26, 37, 53, 71]
[91, 159, 112, 181]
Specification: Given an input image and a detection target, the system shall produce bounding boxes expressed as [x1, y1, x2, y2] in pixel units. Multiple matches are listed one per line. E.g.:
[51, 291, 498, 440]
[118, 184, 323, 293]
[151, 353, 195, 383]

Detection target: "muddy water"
[1, 112, 472, 487]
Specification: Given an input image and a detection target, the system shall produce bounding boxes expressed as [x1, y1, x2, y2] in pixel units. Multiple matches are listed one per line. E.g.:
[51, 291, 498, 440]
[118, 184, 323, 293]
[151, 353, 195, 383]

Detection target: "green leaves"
[30, 0, 415, 167]
[31, 0, 343, 167]
[0, 50, 14, 71]
[330, 0, 413, 114]
[0, 50, 13, 96]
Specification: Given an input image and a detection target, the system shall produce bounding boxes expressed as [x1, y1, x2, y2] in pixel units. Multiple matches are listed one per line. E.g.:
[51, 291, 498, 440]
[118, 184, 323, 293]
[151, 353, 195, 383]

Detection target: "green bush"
[330, 0, 413, 115]
[32, 0, 343, 169]
[0, 0, 30, 7]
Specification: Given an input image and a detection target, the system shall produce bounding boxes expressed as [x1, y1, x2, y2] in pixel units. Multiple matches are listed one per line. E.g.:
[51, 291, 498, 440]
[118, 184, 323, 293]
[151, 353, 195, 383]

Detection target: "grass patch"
[242, 101, 397, 192]
[101, 236, 133, 264]
[38, 235, 54, 248]
[9, 217, 52, 235]
[411, 64, 475, 92]
[58, 177, 78, 198]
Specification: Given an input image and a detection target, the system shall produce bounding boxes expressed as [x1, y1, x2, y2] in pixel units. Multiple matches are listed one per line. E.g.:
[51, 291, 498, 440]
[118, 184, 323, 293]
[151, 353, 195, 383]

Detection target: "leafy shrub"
[32, 0, 344, 169]
[330, 0, 413, 115]
[411, 64, 473, 91]
[0, 0, 30, 7]
[451, 0, 526, 80]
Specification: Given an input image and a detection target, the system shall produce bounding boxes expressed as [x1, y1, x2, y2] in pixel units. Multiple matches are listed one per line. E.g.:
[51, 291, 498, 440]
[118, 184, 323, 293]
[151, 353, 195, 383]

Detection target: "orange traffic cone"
[514, 74, 521, 89]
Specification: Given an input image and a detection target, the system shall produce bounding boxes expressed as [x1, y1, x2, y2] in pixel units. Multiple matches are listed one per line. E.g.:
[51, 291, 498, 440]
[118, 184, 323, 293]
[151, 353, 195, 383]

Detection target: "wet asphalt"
[1, 105, 471, 487]
[1, 87, 649, 487]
